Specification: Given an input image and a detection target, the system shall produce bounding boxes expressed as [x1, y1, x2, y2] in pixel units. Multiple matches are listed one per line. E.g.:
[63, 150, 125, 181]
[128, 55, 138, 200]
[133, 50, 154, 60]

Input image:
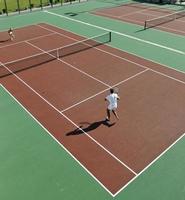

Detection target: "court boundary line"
[3, 22, 185, 113]
[22, 24, 185, 200]
[0, 32, 56, 49]
[38, 24, 185, 74]
[93, 5, 171, 19]
[61, 69, 148, 113]
[61, 67, 185, 113]
[114, 131, 185, 197]
[44, 10, 185, 55]
[30, 24, 185, 112]
[1, 23, 185, 196]
[25, 40, 111, 88]
[1, 51, 185, 197]
[2, 22, 185, 78]
[92, 10, 185, 35]
[24, 40, 140, 175]
[86, 12, 185, 38]
[0, 84, 114, 197]
[0, 22, 39, 32]
[0, 59, 139, 195]
[38, 22, 185, 76]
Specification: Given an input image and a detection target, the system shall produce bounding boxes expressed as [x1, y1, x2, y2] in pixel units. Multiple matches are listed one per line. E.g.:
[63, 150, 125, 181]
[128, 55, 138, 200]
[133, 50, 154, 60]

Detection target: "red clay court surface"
[92, 3, 185, 36]
[1, 23, 185, 195]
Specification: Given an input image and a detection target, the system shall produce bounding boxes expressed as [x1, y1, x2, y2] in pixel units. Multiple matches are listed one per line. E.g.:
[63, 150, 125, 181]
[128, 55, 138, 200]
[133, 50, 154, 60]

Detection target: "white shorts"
[108, 104, 117, 111]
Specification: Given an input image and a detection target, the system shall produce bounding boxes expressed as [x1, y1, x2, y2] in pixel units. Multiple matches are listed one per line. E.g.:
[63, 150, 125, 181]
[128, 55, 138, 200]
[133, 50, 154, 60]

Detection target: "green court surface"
[0, 85, 185, 199]
[0, 0, 185, 199]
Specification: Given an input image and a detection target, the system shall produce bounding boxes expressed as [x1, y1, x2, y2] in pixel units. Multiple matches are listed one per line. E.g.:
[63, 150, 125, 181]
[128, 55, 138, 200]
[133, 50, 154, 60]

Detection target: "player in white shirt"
[105, 88, 120, 121]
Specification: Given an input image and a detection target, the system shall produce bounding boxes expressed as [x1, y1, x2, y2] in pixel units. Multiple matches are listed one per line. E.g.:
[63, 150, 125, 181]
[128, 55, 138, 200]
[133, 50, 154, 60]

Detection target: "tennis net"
[0, 32, 111, 78]
[144, 9, 185, 29]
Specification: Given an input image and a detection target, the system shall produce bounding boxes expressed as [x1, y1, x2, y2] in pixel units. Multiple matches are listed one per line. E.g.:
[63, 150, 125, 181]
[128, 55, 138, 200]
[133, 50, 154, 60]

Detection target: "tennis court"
[0, 0, 185, 199]
[92, 2, 185, 35]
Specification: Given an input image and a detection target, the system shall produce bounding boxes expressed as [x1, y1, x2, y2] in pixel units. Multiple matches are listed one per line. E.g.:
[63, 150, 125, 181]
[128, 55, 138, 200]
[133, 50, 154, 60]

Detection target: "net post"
[109, 32, 111, 42]
[144, 21, 146, 30]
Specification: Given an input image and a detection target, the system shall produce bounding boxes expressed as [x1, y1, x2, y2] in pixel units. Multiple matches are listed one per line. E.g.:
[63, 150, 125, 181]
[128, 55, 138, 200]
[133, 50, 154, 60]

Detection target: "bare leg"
[112, 110, 119, 120]
[10, 34, 15, 41]
[106, 109, 110, 121]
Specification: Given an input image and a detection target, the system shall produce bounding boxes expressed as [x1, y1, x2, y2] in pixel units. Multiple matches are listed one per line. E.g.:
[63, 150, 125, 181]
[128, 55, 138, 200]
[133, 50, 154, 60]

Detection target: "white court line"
[93, 6, 151, 19]
[1, 47, 185, 197]
[44, 10, 185, 55]
[94, 2, 185, 24]
[37, 24, 148, 70]
[0, 32, 56, 49]
[93, 10, 146, 21]
[2, 22, 185, 196]
[123, 16, 185, 35]
[34, 23, 185, 112]
[90, 8, 185, 35]
[61, 66, 185, 113]
[93, 4, 169, 19]
[24, 30, 185, 183]
[90, 12, 185, 38]
[24, 39, 141, 175]
[61, 69, 148, 113]
[113, 132, 185, 197]
[0, 53, 138, 181]
[0, 84, 114, 197]
[0, 23, 39, 32]
[26, 40, 111, 88]
[38, 22, 185, 76]
[25, 26, 185, 199]
[3, 22, 185, 113]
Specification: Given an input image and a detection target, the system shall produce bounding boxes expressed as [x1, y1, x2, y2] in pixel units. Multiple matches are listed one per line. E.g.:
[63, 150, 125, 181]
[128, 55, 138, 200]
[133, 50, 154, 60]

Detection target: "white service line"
[1, 21, 185, 196]
[37, 23, 87, 41]
[61, 69, 149, 113]
[26, 40, 111, 88]
[0, 32, 56, 49]
[25, 33, 185, 189]
[37, 24, 147, 70]
[0, 83, 114, 197]
[38, 23, 185, 76]
[0, 50, 138, 177]
[34, 24, 185, 88]
[92, 9, 185, 36]
[44, 10, 185, 55]
[114, 132, 185, 197]
[28, 24, 185, 113]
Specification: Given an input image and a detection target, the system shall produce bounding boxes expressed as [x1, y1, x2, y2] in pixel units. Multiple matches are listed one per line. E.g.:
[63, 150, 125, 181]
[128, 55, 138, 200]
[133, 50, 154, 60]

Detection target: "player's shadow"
[66, 120, 115, 136]
[0, 39, 10, 43]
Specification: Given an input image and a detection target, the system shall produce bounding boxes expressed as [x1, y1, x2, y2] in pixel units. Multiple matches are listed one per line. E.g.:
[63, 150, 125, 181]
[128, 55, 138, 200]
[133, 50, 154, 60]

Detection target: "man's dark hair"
[110, 88, 114, 93]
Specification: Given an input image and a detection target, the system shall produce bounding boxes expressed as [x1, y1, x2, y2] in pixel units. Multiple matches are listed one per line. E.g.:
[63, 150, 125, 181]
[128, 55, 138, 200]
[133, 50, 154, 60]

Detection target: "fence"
[0, 0, 85, 16]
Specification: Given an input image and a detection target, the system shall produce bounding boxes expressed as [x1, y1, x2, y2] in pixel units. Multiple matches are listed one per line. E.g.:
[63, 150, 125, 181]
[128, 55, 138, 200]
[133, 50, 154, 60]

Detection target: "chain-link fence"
[0, 0, 84, 16]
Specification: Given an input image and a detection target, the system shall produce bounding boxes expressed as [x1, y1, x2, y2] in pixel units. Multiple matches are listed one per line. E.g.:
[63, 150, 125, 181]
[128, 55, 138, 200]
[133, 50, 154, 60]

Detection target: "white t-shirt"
[106, 93, 119, 110]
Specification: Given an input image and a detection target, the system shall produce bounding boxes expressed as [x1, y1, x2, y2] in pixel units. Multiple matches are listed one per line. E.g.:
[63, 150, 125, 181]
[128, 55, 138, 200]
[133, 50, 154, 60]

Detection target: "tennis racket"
[114, 87, 119, 94]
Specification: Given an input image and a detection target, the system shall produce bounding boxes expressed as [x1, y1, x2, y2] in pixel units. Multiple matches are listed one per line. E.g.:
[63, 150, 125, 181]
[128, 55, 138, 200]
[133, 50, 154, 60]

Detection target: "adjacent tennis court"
[0, 1, 185, 199]
[92, 2, 185, 35]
